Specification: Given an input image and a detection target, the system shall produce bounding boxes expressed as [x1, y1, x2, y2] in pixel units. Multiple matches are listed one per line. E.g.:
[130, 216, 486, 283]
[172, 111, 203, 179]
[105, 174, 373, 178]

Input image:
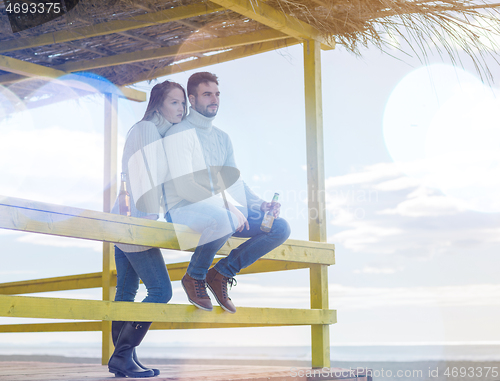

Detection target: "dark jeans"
[168, 201, 291, 279]
[114, 246, 172, 304]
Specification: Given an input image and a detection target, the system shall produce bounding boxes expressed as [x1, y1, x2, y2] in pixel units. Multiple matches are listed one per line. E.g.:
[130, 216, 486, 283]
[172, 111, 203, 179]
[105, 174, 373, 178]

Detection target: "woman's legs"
[112, 246, 172, 377]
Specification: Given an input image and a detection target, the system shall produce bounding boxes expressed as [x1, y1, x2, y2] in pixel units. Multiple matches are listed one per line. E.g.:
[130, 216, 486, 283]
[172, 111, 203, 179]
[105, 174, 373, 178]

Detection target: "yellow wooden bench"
[0, 195, 336, 368]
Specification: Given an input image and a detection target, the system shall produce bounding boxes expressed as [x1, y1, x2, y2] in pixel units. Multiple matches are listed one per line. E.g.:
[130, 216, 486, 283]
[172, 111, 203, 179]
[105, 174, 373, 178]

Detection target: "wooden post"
[303, 39, 330, 368]
[102, 93, 118, 365]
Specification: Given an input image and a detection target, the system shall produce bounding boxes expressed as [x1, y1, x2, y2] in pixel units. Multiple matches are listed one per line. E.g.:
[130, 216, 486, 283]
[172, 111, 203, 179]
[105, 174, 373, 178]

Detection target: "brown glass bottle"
[260, 193, 279, 232]
[118, 172, 131, 216]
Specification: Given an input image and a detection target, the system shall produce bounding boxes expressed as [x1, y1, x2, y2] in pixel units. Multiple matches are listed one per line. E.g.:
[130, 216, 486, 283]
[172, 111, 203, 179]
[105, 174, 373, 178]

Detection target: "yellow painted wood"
[303, 40, 327, 243]
[0, 259, 307, 296]
[0, 55, 146, 102]
[0, 196, 335, 265]
[209, 0, 334, 50]
[0, 295, 336, 325]
[55, 29, 289, 72]
[124, 38, 300, 85]
[0, 319, 329, 333]
[0, 54, 64, 78]
[0, 321, 101, 333]
[0, 3, 225, 54]
[102, 92, 118, 365]
[0, 272, 105, 294]
[310, 264, 330, 368]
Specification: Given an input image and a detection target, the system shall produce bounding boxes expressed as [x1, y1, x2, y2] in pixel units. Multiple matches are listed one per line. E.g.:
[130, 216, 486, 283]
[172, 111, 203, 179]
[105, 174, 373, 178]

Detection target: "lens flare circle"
[383, 64, 500, 213]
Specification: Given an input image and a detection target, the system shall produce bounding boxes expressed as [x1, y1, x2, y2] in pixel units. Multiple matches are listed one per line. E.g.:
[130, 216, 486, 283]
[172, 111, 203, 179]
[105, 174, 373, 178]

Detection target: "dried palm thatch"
[1, 0, 500, 87]
[269, 0, 500, 78]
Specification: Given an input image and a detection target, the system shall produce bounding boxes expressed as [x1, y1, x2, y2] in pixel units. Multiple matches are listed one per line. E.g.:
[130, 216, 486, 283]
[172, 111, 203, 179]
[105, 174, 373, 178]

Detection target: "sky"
[1, 28, 500, 353]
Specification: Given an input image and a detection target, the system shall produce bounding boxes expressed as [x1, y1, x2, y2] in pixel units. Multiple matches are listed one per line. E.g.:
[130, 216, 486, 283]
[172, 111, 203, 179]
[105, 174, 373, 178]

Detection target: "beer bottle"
[119, 172, 131, 216]
[260, 193, 279, 232]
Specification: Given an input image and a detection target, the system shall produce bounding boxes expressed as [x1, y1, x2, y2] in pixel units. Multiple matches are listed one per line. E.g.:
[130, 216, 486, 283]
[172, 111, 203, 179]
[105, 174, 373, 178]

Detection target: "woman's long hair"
[142, 80, 187, 122]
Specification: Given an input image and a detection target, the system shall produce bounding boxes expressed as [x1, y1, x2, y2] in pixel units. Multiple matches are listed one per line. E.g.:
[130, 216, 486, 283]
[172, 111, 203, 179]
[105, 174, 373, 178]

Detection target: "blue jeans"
[114, 246, 172, 304]
[168, 200, 291, 280]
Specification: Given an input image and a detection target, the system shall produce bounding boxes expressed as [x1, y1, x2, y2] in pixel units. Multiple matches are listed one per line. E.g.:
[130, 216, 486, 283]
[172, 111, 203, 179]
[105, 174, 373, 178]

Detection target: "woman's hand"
[227, 202, 249, 232]
[261, 201, 281, 218]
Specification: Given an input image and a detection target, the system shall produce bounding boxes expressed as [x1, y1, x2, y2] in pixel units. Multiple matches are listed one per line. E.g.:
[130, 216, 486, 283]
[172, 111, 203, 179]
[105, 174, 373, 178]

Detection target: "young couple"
[108, 72, 291, 378]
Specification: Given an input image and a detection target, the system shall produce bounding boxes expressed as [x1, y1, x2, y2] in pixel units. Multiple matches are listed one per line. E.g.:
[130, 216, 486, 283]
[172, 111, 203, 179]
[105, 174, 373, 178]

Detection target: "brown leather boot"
[181, 273, 213, 311]
[206, 267, 237, 314]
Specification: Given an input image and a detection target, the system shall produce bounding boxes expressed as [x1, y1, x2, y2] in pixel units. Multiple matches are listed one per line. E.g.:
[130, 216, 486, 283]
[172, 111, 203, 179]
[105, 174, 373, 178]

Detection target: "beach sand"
[0, 355, 499, 380]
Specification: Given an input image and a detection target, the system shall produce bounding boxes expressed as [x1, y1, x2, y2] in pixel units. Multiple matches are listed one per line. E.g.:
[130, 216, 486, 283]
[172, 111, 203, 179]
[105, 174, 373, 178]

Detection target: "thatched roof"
[1, 0, 499, 103]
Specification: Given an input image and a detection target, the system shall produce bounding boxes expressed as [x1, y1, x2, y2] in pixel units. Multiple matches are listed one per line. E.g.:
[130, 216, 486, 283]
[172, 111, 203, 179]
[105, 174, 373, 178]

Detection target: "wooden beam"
[304, 39, 329, 369]
[0, 55, 146, 102]
[53, 29, 289, 72]
[303, 40, 327, 243]
[209, 0, 334, 50]
[0, 54, 64, 78]
[0, 319, 323, 333]
[0, 321, 102, 333]
[102, 92, 118, 364]
[125, 37, 300, 85]
[0, 259, 310, 295]
[0, 273, 105, 295]
[0, 3, 225, 53]
[0, 195, 335, 265]
[310, 264, 330, 368]
[0, 294, 336, 325]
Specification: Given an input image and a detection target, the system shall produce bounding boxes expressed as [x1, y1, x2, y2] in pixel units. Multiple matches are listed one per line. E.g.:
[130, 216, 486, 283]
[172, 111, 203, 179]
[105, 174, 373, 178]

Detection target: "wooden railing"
[0, 195, 336, 367]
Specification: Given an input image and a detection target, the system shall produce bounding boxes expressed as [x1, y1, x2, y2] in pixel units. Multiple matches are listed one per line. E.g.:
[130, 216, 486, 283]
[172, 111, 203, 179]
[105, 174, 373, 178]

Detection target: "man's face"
[189, 81, 220, 118]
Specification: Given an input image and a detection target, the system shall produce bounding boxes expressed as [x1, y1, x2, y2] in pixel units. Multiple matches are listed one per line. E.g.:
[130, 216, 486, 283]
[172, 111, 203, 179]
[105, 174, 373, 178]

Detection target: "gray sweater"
[163, 107, 265, 212]
[111, 113, 172, 252]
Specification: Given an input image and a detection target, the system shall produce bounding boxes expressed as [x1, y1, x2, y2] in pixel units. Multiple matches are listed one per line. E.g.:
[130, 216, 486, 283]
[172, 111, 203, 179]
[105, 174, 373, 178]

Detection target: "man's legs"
[167, 199, 237, 310]
[214, 206, 291, 277]
[207, 205, 291, 312]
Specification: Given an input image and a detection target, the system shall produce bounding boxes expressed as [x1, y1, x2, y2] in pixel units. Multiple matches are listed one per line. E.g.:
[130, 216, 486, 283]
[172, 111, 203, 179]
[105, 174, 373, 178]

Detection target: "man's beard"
[196, 103, 218, 117]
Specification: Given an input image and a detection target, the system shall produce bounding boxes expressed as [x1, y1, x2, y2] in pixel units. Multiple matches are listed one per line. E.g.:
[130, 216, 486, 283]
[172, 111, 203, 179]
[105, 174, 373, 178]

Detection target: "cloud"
[326, 162, 500, 257]
[379, 191, 468, 217]
[0, 124, 103, 208]
[325, 162, 400, 188]
[353, 266, 403, 275]
[330, 283, 500, 310]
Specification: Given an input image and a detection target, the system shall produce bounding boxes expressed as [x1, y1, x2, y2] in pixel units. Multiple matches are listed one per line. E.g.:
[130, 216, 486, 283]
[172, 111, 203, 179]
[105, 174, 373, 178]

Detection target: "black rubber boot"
[112, 321, 160, 377]
[108, 321, 155, 378]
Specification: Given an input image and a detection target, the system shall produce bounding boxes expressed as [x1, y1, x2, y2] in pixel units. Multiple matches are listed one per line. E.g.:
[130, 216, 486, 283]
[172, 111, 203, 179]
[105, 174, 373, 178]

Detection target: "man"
[163, 72, 290, 313]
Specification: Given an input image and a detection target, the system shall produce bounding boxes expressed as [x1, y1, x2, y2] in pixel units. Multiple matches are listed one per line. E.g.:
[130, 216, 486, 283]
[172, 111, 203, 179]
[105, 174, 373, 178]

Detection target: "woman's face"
[158, 88, 186, 123]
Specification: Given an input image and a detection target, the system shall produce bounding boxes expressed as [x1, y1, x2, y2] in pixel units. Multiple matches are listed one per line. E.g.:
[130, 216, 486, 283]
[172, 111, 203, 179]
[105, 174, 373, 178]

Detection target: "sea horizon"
[1, 342, 499, 363]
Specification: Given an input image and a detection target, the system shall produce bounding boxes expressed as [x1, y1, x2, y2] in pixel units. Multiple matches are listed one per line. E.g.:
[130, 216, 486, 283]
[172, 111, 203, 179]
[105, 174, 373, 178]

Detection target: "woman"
[108, 81, 187, 378]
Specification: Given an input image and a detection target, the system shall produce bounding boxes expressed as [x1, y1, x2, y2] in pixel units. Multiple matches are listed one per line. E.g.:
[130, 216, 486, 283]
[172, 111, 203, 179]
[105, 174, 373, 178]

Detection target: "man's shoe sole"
[206, 283, 236, 314]
[181, 281, 213, 311]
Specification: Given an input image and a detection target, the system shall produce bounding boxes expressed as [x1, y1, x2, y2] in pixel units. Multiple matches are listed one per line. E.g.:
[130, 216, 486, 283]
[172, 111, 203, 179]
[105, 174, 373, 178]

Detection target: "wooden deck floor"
[0, 361, 371, 381]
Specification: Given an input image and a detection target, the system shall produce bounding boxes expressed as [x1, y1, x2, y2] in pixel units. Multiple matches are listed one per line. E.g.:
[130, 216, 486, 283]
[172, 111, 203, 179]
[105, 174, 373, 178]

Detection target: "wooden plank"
[0, 294, 337, 325]
[54, 29, 289, 72]
[0, 55, 146, 102]
[0, 196, 335, 265]
[0, 362, 370, 381]
[209, 0, 334, 50]
[0, 3, 225, 53]
[0, 54, 64, 78]
[0, 320, 314, 333]
[124, 37, 300, 85]
[0, 321, 101, 333]
[0, 260, 309, 295]
[0, 272, 104, 294]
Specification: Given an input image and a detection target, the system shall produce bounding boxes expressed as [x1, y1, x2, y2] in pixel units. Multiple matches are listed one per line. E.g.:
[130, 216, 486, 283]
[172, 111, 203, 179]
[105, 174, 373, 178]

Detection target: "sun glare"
[383, 64, 500, 213]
